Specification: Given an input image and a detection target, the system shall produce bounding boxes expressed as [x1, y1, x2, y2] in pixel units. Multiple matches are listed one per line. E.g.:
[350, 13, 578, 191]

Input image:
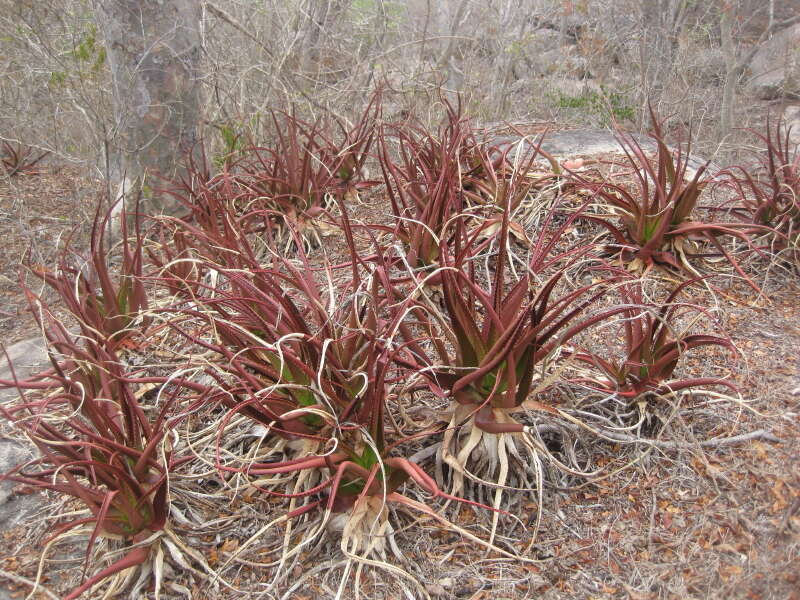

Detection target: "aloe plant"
[378, 98, 468, 271]
[722, 115, 800, 262]
[28, 197, 149, 347]
[570, 279, 738, 406]
[571, 109, 761, 288]
[1, 140, 49, 176]
[160, 199, 516, 590]
[392, 184, 628, 547]
[1, 271, 174, 600]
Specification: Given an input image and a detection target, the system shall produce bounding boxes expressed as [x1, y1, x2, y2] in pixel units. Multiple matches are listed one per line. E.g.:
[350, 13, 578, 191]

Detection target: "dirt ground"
[0, 153, 798, 600]
[0, 162, 101, 346]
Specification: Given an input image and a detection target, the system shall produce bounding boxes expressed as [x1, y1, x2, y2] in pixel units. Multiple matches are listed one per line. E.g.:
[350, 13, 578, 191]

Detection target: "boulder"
[491, 128, 653, 160]
[522, 28, 585, 77]
[489, 128, 713, 178]
[0, 440, 28, 505]
[0, 336, 49, 392]
[747, 24, 800, 100]
[784, 104, 800, 148]
[0, 439, 44, 537]
[0, 337, 49, 531]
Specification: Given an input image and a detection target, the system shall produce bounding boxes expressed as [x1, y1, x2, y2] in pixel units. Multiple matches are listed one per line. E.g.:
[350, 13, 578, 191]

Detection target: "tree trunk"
[719, 1, 737, 152]
[92, 0, 203, 214]
[302, 0, 349, 76]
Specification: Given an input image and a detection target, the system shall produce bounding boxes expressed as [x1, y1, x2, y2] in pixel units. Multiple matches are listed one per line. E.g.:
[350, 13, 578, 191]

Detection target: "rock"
[0, 336, 49, 385]
[489, 129, 713, 179]
[0, 337, 49, 540]
[0, 441, 27, 505]
[491, 128, 653, 160]
[783, 105, 800, 148]
[747, 24, 800, 100]
[0, 336, 50, 409]
[0, 439, 44, 534]
[683, 47, 727, 85]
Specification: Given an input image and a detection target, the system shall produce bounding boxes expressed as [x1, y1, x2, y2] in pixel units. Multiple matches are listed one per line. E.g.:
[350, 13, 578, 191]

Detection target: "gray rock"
[0, 337, 49, 545]
[684, 47, 727, 85]
[490, 128, 713, 177]
[747, 24, 800, 100]
[0, 439, 44, 535]
[784, 105, 800, 148]
[0, 440, 28, 505]
[0, 336, 49, 385]
[492, 128, 650, 158]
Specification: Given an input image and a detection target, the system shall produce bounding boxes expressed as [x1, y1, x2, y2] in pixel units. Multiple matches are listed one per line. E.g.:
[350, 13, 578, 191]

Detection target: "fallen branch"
[600, 428, 782, 449]
[0, 568, 59, 600]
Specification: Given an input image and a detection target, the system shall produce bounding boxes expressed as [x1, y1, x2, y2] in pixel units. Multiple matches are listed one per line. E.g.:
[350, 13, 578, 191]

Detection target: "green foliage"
[71, 24, 97, 61]
[93, 46, 107, 71]
[213, 122, 246, 169]
[71, 24, 106, 72]
[48, 70, 68, 87]
[553, 86, 635, 124]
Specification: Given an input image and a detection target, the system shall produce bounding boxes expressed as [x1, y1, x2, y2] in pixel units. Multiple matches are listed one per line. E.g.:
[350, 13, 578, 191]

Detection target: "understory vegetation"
[1, 95, 797, 599]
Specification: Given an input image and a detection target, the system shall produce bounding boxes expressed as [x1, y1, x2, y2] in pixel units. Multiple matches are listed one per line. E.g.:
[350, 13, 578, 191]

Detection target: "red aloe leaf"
[84, 490, 118, 575]
[63, 545, 150, 600]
